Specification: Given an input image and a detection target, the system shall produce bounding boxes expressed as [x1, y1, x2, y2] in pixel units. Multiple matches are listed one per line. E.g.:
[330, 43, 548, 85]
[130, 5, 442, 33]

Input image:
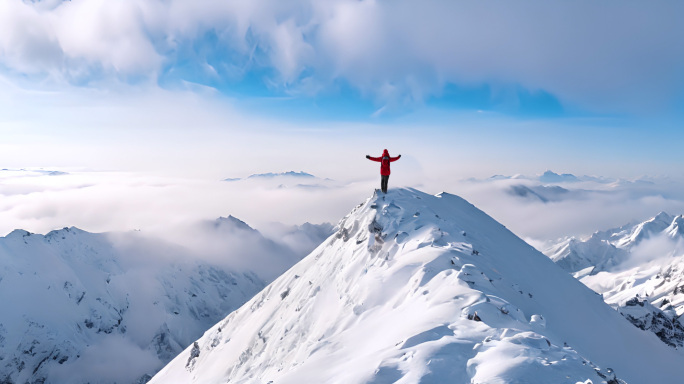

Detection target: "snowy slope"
[151, 189, 684, 384]
[0, 217, 326, 384]
[542, 213, 684, 347]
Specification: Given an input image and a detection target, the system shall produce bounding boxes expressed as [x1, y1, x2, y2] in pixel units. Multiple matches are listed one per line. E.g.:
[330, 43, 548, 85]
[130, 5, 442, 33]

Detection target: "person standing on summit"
[366, 149, 401, 193]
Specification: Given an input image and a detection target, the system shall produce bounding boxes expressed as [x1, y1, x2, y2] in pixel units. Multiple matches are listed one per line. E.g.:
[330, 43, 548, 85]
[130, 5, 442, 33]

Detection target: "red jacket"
[368, 149, 400, 176]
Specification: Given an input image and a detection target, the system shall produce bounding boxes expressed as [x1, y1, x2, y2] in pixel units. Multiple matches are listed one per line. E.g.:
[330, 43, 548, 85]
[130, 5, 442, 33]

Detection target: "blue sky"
[0, 0, 683, 181]
[2, 1, 684, 241]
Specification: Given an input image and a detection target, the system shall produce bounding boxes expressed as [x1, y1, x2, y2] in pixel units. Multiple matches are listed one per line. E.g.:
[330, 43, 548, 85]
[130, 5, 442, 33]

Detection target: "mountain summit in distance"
[223, 171, 318, 182]
[151, 188, 682, 384]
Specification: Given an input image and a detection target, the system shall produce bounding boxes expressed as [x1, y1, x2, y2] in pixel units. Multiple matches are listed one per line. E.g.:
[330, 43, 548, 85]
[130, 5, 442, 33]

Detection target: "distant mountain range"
[222, 171, 334, 189]
[476, 170, 656, 186]
[223, 171, 318, 182]
[471, 170, 664, 206]
[0, 168, 69, 176]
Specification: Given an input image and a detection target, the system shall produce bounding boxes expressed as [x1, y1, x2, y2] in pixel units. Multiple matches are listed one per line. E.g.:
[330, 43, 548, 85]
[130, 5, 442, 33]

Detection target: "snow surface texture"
[0, 219, 332, 384]
[151, 189, 684, 384]
[545, 212, 684, 348]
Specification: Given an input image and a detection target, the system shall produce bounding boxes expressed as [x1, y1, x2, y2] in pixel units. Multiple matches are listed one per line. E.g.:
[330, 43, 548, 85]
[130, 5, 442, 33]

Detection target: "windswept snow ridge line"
[152, 189, 683, 384]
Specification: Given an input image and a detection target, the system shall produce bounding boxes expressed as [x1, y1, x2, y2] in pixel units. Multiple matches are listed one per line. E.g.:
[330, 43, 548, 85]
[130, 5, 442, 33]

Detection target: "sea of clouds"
[2, 168, 684, 248]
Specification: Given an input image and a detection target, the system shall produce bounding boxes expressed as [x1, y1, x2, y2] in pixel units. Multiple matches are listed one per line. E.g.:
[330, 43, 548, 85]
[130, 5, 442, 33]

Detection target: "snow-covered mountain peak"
[213, 215, 256, 232]
[539, 170, 579, 183]
[653, 211, 674, 223]
[247, 171, 316, 179]
[546, 212, 684, 277]
[615, 211, 674, 248]
[224, 171, 318, 182]
[152, 188, 682, 384]
[222, 171, 334, 190]
[5, 228, 32, 238]
[5, 226, 89, 240]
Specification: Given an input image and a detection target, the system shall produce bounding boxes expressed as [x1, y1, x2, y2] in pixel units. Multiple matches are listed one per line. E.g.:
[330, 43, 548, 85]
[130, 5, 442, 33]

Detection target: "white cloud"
[1, 166, 684, 252]
[444, 176, 684, 242]
[0, 169, 362, 236]
[47, 335, 162, 383]
[618, 234, 684, 271]
[0, 79, 682, 246]
[0, 0, 682, 113]
[54, 0, 162, 75]
[0, 1, 61, 74]
[0, 0, 161, 79]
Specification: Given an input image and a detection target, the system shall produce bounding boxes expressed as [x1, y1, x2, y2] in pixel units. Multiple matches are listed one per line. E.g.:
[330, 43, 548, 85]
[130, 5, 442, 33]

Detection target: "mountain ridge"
[151, 188, 683, 383]
[545, 211, 684, 276]
[0, 216, 332, 384]
[543, 211, 684, 349]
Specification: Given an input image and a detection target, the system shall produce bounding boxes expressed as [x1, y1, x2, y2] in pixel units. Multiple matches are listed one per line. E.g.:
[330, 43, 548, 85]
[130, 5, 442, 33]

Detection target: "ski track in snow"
[152, 188, 684, 384]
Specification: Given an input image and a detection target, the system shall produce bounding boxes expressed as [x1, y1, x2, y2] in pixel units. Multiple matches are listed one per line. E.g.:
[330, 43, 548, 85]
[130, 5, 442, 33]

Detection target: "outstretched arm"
[389, 154, 401, 162]
[367, 155, 382, 162]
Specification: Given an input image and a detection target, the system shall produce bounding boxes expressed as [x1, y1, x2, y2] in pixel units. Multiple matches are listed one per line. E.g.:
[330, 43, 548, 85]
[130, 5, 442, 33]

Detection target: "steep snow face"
[151, 189, 683, 384]
[0, 225, 296, 384]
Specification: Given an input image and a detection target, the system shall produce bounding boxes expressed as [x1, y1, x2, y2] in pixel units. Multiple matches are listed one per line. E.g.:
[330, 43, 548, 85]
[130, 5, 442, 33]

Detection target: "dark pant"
[381, 175, 389, 193]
